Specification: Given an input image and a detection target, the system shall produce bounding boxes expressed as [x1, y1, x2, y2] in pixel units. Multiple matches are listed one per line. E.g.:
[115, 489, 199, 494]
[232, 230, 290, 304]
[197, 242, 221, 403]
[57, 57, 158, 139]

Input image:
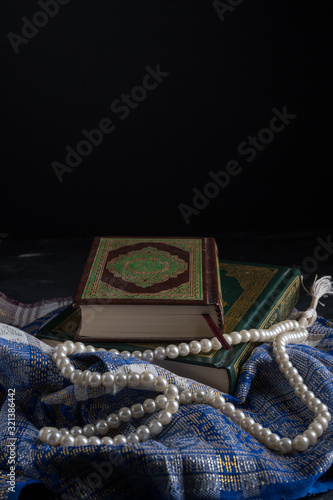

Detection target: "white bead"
[200, 339, 213, 353]
[114, 373, 128, 388]
[59, 428, 69, 435]
[166, 344, 179, 359]
[155, 395, 168, 409]
[230, 332, 242, 345]
[101, 436, 114, 445]
[109, 349, 119, 355]
[164, 385, 179, 399]
[154, 376, 168, 392]
[96, 348, 106, 352]
[292, 435, 309, 451]
[205, 390, 215, 404]
[81, 370, 91, 386]
[95, 420, 109, 435]
[315, 403, 329, 415]
[278, 438, 292, 454]
[275, 352, 289, 364]
[120, 351, 131, 357]
[265, 433, 280, 449]
[70, 426, 82, 436]
[249, 423, 263, 438]
[140, 371, 155, 386]
[285, 367, 298, 379]
[106, 414, 120, 429]
[85, 345, 96, 353]
[240, 330, 251, 342]
[73, 342, 86, 353]
[189, 341, 201, 355]
[258, 428, 272, 442]
[82, 424, 95, 437]
[88, 372, 102, 387]
[61, 364, 75, 378]
[165, 400, 179, 414]
[210, 337, 222, 350]
[179, 390, 193, 405]
[56, 357, 70, 370]
[143, 399, 156, 414]
[38, 427, 52, 442]
[193, 389, 206, 404]
[294, 383, 308, 397]
[55, 344, 68, 355]
[142, 350, 154, 362]
[126, 433, 140, 444]
[314, 416, 329, 430]
[289, 374, 304, 388]
[149, 420, 164, 436]
[231, 410, 246, 424]
[301, 390, 315, 404]
[127, 372, 140, 387]
[63, 340, 75, 356]
[118, 407, 132, 422]
[47, 429, 62, 446]
[303, 429, 318, 446]
[101, 372, 114, 387]
[70, 369, 83, 385]
[241, 417, 255, 431]
[222, 402, 236, 417]
[136, 425, 151, 441]
[308, 397, 322, 412]
[157, 410, 173, 425]
[154, 347, 166, 360]
[88, 436, 101, 445]
[249, 329, 260, 342]
[113, 434, 127, 445]
[131, 403, 144, 419]
[318, 411, 331, 422]
[60, 434, 76, 446]
[132, 350, 142, 359]
[279, 360, 292, 373]
[52, 351, 62, 362]
[223, 334, 232, 345]
[211, 395, 225, 409]
[75, 435, 89, 446]
[308, 422, 324, 437]
[178, 343, 190, 356]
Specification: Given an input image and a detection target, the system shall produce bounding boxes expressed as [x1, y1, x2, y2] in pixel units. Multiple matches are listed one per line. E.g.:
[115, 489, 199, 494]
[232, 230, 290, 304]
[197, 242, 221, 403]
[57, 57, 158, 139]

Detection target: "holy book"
[73, 237, 225, 343]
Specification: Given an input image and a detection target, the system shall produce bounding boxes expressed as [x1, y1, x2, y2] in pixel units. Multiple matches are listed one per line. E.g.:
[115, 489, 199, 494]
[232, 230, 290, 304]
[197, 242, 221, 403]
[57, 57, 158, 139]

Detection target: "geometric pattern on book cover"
[82, 237, 203, 300]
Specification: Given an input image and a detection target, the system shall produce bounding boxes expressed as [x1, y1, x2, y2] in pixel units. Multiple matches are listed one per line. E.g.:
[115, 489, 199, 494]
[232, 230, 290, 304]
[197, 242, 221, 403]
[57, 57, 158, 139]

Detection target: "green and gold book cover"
[73, 237, 222, 308]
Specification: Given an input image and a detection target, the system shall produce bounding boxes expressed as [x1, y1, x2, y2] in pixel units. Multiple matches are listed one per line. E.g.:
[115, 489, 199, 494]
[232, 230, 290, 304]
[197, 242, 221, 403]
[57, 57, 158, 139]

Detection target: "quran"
[73, 237, 225, 343]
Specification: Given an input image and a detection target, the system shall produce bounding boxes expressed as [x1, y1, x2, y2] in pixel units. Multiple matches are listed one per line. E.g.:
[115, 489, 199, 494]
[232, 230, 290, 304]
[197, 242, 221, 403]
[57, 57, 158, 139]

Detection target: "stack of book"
[30, 237, 301, 394]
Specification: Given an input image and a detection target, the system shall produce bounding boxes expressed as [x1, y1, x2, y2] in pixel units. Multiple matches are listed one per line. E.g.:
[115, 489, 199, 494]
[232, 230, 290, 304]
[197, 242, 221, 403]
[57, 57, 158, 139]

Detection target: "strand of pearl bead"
[38, 377, 180, 447]
[42, 319, 331, 452]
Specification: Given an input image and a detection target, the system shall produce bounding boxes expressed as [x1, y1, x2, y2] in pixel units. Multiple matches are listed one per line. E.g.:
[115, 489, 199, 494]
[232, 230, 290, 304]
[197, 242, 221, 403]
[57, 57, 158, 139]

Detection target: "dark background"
[1, 0, 332, 238]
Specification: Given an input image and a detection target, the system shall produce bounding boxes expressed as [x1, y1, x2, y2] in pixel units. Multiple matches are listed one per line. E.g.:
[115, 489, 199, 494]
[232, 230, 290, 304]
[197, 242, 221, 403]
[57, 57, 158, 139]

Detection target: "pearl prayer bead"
[230, 332, 242, 345]
[178, 343, 190, 356]
[42, 318, 330, 453]
[200, 339, 213, 353]
[189, 341, 201, 354]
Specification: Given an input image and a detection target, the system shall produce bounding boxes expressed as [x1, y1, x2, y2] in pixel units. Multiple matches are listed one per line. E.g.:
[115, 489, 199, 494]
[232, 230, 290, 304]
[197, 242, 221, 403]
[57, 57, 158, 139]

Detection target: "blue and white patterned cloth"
[1, 313, 333, 499]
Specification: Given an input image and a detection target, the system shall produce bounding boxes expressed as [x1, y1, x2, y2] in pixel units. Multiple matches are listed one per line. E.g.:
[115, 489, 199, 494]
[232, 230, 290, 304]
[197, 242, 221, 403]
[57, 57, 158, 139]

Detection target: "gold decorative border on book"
[82, 238, 203, 300]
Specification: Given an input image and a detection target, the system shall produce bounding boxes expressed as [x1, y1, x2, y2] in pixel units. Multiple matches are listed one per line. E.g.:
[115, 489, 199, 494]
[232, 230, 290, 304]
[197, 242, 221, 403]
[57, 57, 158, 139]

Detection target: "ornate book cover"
[32, 260, 301, 394]
[72, 236, 224, 343]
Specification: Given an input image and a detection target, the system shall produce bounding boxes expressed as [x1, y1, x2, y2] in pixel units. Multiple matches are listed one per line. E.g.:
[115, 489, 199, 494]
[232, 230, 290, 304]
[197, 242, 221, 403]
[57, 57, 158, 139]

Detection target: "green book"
[33, 260, 301, 394]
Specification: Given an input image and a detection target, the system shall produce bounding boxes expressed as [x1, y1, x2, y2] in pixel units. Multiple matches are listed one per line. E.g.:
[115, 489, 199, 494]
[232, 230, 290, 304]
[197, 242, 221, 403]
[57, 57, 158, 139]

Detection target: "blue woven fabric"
[1, 317, 333, 499]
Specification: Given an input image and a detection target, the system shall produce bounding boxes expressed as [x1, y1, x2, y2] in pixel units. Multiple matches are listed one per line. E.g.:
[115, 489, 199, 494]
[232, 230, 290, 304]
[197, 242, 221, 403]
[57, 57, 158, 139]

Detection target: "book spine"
[226, 269, 301, 394]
